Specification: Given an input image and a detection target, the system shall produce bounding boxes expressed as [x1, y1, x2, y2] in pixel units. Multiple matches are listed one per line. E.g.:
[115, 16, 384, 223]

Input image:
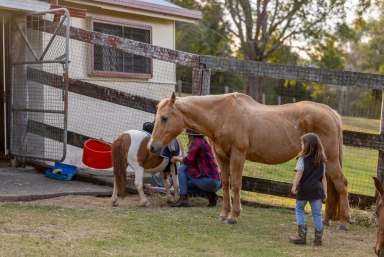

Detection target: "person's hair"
[298, 133, 327, 166]
[187, 134, 204, 148]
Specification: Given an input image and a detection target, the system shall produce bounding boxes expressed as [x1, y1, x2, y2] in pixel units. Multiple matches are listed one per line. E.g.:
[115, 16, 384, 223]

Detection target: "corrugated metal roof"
[137, 0, 184, 9]
[89, 0, 202, 21]
[0, 0, 50, 13]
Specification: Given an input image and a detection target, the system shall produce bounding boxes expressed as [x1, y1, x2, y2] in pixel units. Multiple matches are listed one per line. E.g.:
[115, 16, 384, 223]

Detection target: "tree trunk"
[245, 75, 263, 102]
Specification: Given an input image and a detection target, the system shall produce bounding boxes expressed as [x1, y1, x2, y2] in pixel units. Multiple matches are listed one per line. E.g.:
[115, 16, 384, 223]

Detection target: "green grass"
[243, 146, 378, 196]
[342, 116, 380, 134]
[0, 199, 376, 257]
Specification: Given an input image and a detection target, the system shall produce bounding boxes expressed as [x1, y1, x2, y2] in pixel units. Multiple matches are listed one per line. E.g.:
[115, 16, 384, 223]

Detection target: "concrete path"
[0, 168, 112, 201]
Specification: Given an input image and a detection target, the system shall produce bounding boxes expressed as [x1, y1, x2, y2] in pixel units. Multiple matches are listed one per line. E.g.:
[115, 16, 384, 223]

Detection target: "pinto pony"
[149, 92, 349, 226]
[374, 177, 384, 256]
[111, 130, 180, 207]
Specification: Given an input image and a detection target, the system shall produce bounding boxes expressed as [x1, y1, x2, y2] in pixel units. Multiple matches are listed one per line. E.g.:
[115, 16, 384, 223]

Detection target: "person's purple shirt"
[183, 137, 220, 180]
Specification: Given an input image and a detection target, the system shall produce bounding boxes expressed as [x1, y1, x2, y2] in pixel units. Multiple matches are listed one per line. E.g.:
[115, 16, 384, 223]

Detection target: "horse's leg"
[162, 171, 174, 203]
[133, 164, 150, 207]
[171, 164, 179, 201]
[215, 153, 231, 221]
[327, 160, 350, 229]
[324, 176, 339, 225]
[225, 148, 245, 225]
[111, 176, 119, 207]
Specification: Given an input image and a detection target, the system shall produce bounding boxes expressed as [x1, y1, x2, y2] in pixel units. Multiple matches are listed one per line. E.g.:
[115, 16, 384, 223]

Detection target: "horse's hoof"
[167, 199, 175, 204]
[167, 196, 176, 204]
[338, 224, 348, 231]
[139, 201, 150, 207]
[111, 201, 119, 207]
[224, 218, 237, 225]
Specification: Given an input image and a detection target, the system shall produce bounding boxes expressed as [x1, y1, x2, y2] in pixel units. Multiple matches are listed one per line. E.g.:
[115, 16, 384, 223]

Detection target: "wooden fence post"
[377, 91, 384, 185]
[201, 68, 211, 95]
[262, 93, 266, 104]
[176, 80, 182, 97]
[192, 67, 203, 95]
[192, 65, 211, 96]
[225, 86, 229, 94]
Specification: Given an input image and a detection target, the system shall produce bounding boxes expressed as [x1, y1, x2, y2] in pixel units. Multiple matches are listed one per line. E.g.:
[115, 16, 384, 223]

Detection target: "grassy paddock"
[0, 196, 377, 257]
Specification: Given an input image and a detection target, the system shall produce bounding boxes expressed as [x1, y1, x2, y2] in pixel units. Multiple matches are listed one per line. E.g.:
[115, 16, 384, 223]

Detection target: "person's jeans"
[178, 165, 221, 195]
[295, 199, 323, 231]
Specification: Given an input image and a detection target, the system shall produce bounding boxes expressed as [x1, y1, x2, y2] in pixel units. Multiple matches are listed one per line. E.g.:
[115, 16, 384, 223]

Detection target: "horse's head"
[150, 92, 185, 154]
[374, 177, 384, 257]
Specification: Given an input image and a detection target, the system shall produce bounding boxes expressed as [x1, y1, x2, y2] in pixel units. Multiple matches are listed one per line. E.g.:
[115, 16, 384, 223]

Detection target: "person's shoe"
[313, 229, 323, 246]
[289, 225, 307, 245]
[207, 192, 218, 207]
[170, 195, 192, 207]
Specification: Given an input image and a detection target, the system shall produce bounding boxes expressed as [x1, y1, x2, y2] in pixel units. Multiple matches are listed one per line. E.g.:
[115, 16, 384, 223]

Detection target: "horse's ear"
[170, 92, 176, 106]
[373, 177, 384, 197]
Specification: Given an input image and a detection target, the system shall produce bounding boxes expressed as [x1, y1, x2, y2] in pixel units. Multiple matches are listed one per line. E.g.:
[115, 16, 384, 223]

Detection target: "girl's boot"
[314, 229, 323, 246]
[289, 225, 307, 245]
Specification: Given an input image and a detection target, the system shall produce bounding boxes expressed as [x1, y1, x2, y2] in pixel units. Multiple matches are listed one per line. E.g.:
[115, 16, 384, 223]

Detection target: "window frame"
[89, 17, 153, 79]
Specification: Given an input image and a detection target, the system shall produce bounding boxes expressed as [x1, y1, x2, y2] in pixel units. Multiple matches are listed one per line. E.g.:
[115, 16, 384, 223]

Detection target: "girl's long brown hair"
[298, 133, 327, 166]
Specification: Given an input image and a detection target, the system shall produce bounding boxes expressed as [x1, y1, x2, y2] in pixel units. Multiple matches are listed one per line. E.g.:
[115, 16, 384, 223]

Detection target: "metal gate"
[9, 9, 70, 162]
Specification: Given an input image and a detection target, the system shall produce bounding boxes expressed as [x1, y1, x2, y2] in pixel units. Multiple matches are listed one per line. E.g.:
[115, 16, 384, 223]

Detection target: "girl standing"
[290, 133, 327, 246]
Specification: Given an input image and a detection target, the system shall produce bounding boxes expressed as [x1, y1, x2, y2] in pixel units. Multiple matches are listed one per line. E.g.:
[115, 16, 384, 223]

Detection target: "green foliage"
[171, 0, 241, 94]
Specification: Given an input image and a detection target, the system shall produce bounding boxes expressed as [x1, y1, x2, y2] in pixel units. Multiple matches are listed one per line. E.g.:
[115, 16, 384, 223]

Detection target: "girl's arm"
[291, 171, 303, 195]
[322, 173, 327, 200]
[171, 140, 200, 164]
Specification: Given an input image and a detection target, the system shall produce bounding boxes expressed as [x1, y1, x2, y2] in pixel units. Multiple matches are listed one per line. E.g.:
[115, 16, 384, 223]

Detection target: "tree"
[171, 0, 240, 94]
[224, 0, 348, 101]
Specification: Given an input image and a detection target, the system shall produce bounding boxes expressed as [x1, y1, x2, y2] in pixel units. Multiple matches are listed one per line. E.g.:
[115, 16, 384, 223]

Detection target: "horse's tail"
[112, 133, 130, 197]
[333, 109, 343, 169]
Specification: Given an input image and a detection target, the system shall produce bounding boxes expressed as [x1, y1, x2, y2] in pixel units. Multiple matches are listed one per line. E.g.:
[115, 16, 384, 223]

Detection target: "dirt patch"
[28, 194, 210, 209]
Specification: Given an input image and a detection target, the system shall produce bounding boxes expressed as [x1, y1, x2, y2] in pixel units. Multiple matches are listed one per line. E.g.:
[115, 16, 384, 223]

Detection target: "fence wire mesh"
[207, 70, 380, 209]
[10, 11, 380, 211]
[61, 17, 187, 167]
[10, 13, 68, 161]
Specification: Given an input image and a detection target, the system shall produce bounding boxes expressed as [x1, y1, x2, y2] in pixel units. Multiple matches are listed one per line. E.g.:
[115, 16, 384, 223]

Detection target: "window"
[92, 21, 152, 78]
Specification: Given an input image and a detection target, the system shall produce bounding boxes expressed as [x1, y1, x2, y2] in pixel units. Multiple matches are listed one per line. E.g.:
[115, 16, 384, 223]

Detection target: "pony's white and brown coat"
[111, 130, 179, 207]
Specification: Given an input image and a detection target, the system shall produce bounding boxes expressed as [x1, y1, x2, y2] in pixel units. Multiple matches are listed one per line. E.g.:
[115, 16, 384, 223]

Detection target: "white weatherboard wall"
[62, 14, 176, 168]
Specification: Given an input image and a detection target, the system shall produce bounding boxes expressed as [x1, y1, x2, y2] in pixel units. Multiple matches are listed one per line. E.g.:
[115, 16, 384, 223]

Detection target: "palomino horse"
[373, 177, 384, 257]
[149, 92, 349, 226]
[111, 130, 181, 207]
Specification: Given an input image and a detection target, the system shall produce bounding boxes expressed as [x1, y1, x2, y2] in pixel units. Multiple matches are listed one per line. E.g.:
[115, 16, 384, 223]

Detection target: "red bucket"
[82, 139, 112, 169]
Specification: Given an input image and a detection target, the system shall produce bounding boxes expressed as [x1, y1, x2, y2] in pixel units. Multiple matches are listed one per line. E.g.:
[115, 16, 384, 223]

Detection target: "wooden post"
[293, 97, 296, 103]
[277, 95, 281, 105]
[225, 86, 229, 94]
[192, 66, 211, 96]
[201, 68, 211, 95]
[192, 67, 203, 95]
[176, 80, 182, 97]
[262, 93, 266, 104]
[377, 90, 384, 185]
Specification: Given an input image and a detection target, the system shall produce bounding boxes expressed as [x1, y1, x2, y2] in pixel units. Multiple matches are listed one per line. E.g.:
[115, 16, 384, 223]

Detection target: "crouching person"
[170, 129, 221, 207]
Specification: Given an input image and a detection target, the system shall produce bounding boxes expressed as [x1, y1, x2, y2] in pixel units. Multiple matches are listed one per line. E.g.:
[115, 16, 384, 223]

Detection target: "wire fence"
[62, 18, 184, 168]
[207, 70, 381, 209]
[12, 11, 382, 211]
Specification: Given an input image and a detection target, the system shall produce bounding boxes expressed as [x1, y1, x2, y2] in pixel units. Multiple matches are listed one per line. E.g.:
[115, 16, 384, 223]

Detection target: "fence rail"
[33, 19, 200, 67]
[29, 19, 384, 210]
[200, 56, 384, 89]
